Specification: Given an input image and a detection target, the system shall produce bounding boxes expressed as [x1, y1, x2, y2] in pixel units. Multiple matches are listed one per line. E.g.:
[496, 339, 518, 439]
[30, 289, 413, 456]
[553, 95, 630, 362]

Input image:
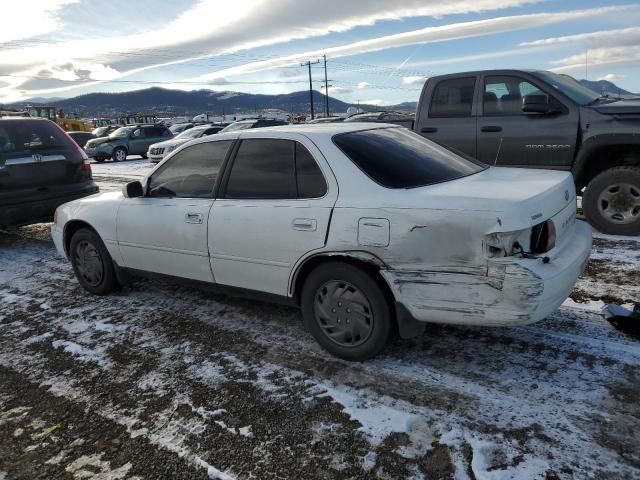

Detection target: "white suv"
[52, 124, 591, 360]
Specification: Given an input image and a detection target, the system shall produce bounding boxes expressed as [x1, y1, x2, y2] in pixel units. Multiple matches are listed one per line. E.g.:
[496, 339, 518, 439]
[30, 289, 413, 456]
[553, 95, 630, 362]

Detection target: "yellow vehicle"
[26, 106, 93, 132]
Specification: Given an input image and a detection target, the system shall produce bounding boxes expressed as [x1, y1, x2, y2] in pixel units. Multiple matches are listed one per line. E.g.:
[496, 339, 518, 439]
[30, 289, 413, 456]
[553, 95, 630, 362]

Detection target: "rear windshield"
[333, 127, 486, 188]
[0, 120, 71, 159]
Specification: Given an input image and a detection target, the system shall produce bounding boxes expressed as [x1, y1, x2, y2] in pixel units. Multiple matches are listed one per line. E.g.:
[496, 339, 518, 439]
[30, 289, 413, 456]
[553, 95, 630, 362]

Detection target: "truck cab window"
[484, 76, 548, 116]
[429, 77, 476, 118]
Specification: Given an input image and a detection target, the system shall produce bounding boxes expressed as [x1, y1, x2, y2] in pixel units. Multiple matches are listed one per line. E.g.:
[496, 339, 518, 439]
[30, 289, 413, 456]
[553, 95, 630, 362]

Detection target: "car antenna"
[493, 137, 504, 166]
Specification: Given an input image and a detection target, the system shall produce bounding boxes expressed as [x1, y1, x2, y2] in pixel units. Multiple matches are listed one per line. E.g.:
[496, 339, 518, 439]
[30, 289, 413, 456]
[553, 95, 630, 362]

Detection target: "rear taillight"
[530, 220, 556, 253]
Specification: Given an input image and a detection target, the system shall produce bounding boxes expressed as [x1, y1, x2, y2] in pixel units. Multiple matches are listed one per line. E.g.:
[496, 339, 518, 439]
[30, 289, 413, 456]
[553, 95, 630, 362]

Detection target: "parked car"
[67, 131, 94, 148]
[169, 123, 194, 135]
[0, 118, 98, 228]
[91, 125, 119, 138]
[414, 69, 640, 235]
[344, 111, 414, 128]
[148, 124, 224, 163]
[220, 118, 288, 133]
[84, 124, 172, 162]
[52, 124, 591, 360]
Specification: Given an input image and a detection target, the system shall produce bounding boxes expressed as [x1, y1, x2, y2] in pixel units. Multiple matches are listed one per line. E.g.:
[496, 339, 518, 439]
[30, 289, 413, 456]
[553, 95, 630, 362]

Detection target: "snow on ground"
[0, 173, 639, 479]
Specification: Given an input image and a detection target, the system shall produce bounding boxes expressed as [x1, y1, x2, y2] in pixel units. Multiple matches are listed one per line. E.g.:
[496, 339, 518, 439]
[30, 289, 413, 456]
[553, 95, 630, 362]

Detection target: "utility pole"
[323, 55, 330, 117]
[301, 59, 320, 120]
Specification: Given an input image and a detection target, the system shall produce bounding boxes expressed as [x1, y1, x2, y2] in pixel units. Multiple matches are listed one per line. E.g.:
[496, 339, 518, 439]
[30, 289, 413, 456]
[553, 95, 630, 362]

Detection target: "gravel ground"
[0, 158, 638, 479]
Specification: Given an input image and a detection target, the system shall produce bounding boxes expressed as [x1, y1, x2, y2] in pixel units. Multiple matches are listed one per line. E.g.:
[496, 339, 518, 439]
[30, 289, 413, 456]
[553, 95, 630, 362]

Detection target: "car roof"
[234, 122, 401, 138]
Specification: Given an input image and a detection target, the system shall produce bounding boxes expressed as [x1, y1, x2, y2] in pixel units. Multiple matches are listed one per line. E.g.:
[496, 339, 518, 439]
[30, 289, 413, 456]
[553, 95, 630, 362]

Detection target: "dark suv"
[0, 119, 98, 227]
[85, 124, 173, 162]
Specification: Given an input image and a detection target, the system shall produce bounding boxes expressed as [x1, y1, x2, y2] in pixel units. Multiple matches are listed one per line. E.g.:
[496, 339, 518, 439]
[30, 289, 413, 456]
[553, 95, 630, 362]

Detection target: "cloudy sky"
[1, 0, 639, 105]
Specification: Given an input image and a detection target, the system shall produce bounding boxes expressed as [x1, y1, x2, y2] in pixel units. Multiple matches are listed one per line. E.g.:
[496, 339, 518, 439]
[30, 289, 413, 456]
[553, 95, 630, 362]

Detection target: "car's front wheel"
[112, 147, 127, 162]
[70, 228, 118, 295]
[301, 262, 391, 361]
[583, 166, 640, 235]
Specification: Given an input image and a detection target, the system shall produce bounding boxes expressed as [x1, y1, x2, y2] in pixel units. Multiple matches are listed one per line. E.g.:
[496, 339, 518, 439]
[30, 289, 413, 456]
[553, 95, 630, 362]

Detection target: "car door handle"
[420, 127, 438, 133]
[185, 212, 203, 224]
[292, 218, 317, 231]
[481, 126, 502, 132]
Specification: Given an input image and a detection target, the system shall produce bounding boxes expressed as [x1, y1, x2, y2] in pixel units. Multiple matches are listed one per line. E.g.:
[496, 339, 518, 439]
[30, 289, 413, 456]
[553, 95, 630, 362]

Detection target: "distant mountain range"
[578, 79, 635, 97]
[5, 88, 403, 118]
[2, 78, 635, 118]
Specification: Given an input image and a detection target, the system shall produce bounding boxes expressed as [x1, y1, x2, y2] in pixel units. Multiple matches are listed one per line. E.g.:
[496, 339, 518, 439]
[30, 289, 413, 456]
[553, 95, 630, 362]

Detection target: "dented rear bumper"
[381, 220, 592, 327]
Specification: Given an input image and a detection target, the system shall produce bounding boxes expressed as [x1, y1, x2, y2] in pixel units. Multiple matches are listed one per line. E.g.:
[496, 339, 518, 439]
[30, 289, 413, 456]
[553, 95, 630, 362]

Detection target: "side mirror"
[522, 94, 550, 114]
[123, 181, 143, 198]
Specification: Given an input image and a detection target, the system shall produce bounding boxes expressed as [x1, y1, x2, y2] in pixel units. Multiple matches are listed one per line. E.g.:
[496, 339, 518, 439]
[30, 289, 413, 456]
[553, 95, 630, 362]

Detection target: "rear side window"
[225, 139, 296, 199]
[333, 127, 485, 189]
[224, 139, 327, 199]
[429, 77, 476, 118]
[295, 143, 327, 198]
[148, 140, 231, 198]
[0, 120, 72, 159]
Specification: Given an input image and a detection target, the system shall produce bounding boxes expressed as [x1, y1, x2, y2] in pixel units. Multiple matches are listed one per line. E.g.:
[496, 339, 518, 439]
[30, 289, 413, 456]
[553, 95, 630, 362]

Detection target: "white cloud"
[187, 5, 630, 84]
[0, 0, 543, 101]
[402, 76, 428, 85]
[519, 26, 640, 48]
[550, 45, 640, 73]
[598, 73, 626, 81]
[0, 0, 78, 43]
[323, 86, 353, 94]
[357, 82, 370, 89]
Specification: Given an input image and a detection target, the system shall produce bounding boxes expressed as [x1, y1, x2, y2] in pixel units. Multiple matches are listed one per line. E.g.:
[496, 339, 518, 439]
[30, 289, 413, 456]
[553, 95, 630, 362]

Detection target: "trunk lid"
[0, 119, 90, 193]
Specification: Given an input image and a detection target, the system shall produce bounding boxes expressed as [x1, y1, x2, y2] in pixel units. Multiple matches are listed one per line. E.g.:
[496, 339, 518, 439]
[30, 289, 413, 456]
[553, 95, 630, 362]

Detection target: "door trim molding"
[118, 240, 208, 257]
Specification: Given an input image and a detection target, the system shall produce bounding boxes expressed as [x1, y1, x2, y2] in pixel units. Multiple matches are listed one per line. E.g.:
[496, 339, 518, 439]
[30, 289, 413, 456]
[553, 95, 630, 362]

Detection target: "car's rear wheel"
[112, 147, 127, 162]
[70, 228, 118, 295]
[140, 153, 148, 159]
[301, 262, 391, 361]
[583, 166, 640, 235]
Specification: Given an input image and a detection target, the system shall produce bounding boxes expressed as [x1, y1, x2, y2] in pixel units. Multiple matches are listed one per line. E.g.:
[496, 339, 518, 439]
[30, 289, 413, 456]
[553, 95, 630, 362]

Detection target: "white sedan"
[52, 124, 592, 360]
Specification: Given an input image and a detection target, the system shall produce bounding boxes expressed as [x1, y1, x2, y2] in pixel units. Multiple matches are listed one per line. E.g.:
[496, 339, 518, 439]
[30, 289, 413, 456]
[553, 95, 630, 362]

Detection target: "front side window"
[225, 139, 296, 199]
[131, 128, 144, 138]
[429, 77, 476, 118]
[148, 140, 231, 198]
[333, 127, 485, 189]
[484, 76, 547, 115]
[531, 71, 600, 105]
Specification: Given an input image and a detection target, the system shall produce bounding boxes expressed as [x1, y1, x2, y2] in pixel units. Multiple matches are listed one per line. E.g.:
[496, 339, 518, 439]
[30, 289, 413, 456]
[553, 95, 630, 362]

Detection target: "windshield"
[333, 127, 486, 189]
[531, 72, 600, 105]
[221, 122, 254, 133]
[176, 128, 205, 140]
[109, 127, 135, 138]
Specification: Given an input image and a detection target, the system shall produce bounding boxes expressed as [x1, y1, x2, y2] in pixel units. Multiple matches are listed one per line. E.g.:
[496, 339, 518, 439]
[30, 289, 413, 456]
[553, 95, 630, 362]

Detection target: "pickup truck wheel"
[70, 228, 118, 295]
[112, 147, 127, 162]
[583, 166, 640, 235]
[301, 262, 391, 361]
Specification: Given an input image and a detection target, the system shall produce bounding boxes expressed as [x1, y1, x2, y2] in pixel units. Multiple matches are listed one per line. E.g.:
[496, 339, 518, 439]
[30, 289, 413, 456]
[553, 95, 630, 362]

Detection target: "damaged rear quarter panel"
[326, 206, 547, 326]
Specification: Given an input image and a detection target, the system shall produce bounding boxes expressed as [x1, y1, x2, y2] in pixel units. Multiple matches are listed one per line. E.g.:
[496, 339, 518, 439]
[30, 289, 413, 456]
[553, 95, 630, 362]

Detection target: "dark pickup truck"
[414, 69, 640, 235]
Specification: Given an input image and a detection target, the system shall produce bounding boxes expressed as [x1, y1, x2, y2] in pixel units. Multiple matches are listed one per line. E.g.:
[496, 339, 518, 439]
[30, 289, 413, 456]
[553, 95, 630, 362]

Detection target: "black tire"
[94, 158, 105, 163]
[112, 147, 127, 162]
[582, 166, 640, 235]
[69, 228, 118, 295]
[301, 262, 391, 361]
[140, 153, 148, 159]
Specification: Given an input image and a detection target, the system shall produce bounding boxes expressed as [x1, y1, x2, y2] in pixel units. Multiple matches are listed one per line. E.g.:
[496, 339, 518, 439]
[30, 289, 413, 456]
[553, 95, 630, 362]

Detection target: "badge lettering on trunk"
[32, 153, 42, 162]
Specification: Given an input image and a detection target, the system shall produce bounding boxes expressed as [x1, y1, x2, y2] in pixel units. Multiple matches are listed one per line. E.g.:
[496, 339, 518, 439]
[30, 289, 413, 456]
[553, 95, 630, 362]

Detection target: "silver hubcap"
[314, 280, 373, 348]
[74, 240, 104, 287]
[598, 183, 640, 224]
[115, 149, 126, 161]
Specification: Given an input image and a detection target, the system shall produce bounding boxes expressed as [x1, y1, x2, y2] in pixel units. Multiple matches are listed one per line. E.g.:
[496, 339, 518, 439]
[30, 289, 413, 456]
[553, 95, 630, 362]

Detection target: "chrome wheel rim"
[74, 240, 104, 287]
[597, 182, 640, 224]
[314, 280, 374, 348]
